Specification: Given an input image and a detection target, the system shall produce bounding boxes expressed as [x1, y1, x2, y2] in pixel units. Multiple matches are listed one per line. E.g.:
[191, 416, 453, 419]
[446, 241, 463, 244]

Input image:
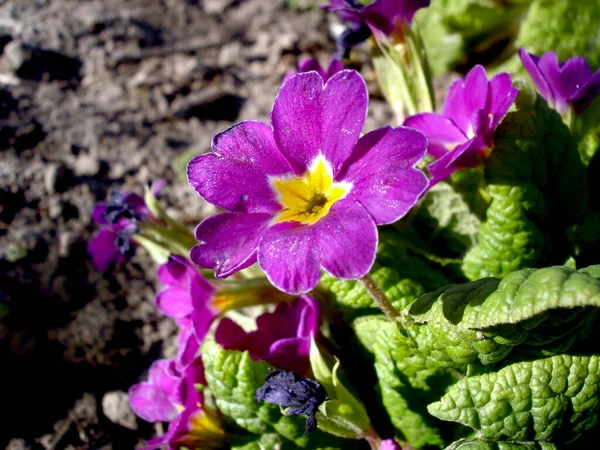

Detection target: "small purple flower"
[156, 255, 216, 335]
[187, 70, 428, 294]
[519, 49, 600, 116]
[380, 439, 401, 450]
[87, 190, 150, 271]
[404, 65, 518, 184]
[131, 357, 225, 450]
[323, 0, 430, 39]
[215, 296, 321, 376]
[284, 57, 344, 83]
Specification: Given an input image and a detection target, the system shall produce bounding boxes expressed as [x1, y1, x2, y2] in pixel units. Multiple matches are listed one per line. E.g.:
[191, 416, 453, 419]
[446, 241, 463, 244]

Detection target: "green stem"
[359, 274, 399, 320]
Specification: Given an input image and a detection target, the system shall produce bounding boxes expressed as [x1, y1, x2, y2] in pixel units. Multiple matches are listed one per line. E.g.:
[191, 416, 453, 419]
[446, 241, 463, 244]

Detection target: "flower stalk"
[359, 273, 399, 319]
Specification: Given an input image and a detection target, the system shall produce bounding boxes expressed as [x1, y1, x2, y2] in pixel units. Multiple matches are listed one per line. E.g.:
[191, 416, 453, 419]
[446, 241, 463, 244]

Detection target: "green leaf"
[309, 339, 372, 439]
[201, 339, 346, 448]
[462, 86, 589, 280]
[352, 315, 388, 354]
[406, 266, 600, 359]
[445, 438, 557, 450]
[516, 0, 600, 69]
[428, 354, 600, 443]
[321, 229, 449, 316]
[373, 320, 459, 448]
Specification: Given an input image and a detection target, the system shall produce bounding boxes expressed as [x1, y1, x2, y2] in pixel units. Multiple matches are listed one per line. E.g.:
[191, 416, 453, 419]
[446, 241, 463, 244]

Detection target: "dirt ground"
[0, 1, 394, 448]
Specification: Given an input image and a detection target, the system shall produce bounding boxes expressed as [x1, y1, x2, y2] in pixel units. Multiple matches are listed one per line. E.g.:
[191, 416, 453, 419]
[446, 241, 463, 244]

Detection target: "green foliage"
[201, 339, 349, 449]
[321, 229, 449, 316]
[428, 355, 600, 443]
[445, 439, 557, 450]
[373, 320, 459, 448]
[407, 266, 600, 359]
[462, 85, 589, 280]
[516, 0, 600, 69]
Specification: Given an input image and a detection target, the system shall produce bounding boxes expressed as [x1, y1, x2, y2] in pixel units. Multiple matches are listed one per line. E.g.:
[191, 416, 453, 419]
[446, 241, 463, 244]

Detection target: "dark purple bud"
[103, 190, 142, 225]
[256, 370, 328, 433]
[335, 24, 371, 59]
[114, 228, 136, 257]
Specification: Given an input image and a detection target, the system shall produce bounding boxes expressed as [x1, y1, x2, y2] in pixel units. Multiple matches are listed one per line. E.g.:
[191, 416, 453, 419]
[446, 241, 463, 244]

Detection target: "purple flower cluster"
[519, 49, 600, 116]
[87, 190, 150, 271]
[187, 70, 428, 294]
[405, 65, 519, 184]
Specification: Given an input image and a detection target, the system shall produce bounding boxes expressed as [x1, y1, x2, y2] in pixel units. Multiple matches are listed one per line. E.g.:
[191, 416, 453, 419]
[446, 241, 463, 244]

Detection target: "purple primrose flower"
[215, 296, 321, 376]
[87, 190, 150, 271]
[404, 65, 518, 184]
[187, 70, 428, 294]
[519, 49, 600, 116]
[323, 0, 430, 39]
[130, 357, 225, 450]
[284, 56, 344, 83]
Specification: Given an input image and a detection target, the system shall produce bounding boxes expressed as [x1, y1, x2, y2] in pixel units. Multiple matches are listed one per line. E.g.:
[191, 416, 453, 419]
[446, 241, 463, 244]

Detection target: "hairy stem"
[359, 274, 399, 320]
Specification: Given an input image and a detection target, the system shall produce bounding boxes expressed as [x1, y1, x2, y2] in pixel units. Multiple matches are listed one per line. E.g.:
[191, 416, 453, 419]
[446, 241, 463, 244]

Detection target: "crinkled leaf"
[428, 355, 600, 443]
[463, 85, 589, 280]
[407, 266, 600, 360]
[373, 320, 460, 448]
[201, 339, 346, 448]
[516, 0, 600, 69]
[445, 439, 557, 450]
[352, 315, 388, 354]
[321, 230, 449, 317]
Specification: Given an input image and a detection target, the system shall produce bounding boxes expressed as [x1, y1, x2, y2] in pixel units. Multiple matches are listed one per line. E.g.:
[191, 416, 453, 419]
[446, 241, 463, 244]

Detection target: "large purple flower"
[404, 65, 518, 184]
[87, 190, 150, 271]
[519, 49, 600, 116]
[130, 357, 225, 450]
[187, 70, 428, 294]
[215, 296, 320, 376]
[323, 0, 430, 39]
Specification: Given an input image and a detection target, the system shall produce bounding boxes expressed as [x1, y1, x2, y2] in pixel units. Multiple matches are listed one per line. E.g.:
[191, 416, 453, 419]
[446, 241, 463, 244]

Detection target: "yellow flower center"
[270, 154, 351, 224]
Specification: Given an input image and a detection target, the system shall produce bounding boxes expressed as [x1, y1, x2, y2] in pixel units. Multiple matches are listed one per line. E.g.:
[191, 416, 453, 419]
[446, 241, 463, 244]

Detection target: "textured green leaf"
[445, 438, 557, 450]
[321, 229, 449, 316]
[407, 266, 600, 360]
[428, 355, 600, 443]
[373, 321, 459, 448]
[462, 86, 589, 280]
[201, 339, 347, 448]
[352, 315, 388, 354]
[516, 0, 600, 69]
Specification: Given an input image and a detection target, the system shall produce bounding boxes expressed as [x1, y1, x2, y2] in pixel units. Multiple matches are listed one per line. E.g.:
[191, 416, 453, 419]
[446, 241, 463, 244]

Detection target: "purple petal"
[258, 222, 321, 294]
[314, 199, 377, 279]
[187, 121, 292, 213]
[380, 439, 401, 450]
[573, 70, 600, 113]
[190, 278, 218, 343]
[157, 255, 189, 285]
[191, 212, 271, 278]
[298, 57, 327, 79]
[519, 48, 553, 104]
[537, 52, 570, 114]
[443, 66, 488, 134]
[554, 56, 592, 108]
[268, 337, 312, 374]
[295, 295, 321, 337]
[87, 229, 121, 271]
[175, 324, 200, 371]
[326, 58, 344, 79]
[271, 70, 367, 176]
[427, 139, 476, 185]
[156, 288, 193, 318]
[488, 72, 519, 128]
[129, 360, 180, 423]
[342, 127, 429, 225]
[215, 317, 247, 348]
[403, 113, 466, 158]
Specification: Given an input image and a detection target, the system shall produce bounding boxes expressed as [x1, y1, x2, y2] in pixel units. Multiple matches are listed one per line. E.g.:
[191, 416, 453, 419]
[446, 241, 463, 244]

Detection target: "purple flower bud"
[256, 370, 328, 433]
[380, 439, 401, 450]
[519, 49, 600, 116]
[284, 57, 344, 83]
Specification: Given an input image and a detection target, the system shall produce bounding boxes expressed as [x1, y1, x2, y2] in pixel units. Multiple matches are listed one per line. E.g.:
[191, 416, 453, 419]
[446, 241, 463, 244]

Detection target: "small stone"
[74, 154, 101, 176]
[102, 391, 138, 430]
[6, 438, 28, 450]
[48, 197, 63, 219]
